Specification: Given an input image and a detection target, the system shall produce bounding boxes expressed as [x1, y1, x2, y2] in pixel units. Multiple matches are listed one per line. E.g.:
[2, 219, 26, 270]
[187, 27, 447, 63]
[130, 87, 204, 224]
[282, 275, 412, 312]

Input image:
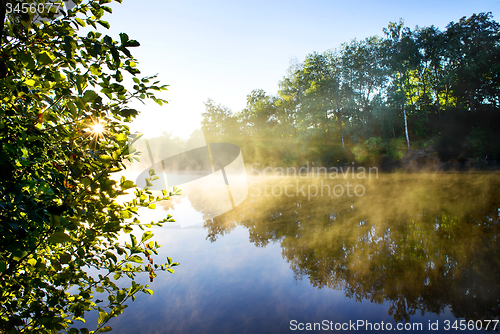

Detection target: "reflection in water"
[193, 172, 500, 323]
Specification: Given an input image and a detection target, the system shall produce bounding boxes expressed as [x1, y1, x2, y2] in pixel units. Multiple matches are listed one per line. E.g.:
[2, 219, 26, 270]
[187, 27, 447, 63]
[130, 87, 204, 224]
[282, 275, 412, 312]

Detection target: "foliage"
[387, 138, 407, 160]
[201, 12, 500, 167]
[201, 99, 238, 142]
[0, 0, 179, 332]
[351, 137, 384, 164]
[466, 127, 488, 159]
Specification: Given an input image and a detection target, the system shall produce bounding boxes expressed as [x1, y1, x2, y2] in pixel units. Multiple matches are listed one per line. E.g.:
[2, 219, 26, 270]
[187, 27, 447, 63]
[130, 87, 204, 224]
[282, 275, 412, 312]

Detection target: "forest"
[195, 12, 500, 168]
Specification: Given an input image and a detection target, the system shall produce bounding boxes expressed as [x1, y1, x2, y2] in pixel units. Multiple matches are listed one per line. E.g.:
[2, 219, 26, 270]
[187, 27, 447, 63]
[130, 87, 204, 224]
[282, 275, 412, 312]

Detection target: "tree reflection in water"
[186, 172, 500, 323]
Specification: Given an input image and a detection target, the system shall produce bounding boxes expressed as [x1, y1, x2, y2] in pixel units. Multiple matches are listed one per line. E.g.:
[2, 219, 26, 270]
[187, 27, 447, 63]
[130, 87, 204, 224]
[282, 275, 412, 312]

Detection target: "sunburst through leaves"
[85, 118, 108, 147]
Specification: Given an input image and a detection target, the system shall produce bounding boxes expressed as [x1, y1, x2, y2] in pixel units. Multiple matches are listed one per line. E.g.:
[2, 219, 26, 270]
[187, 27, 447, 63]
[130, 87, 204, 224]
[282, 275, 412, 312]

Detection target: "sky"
[97, 0, 500, 139]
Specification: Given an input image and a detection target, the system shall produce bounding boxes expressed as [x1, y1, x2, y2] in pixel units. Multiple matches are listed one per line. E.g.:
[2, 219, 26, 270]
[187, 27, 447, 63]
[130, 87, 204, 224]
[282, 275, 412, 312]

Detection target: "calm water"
[96, 172, 500, 333]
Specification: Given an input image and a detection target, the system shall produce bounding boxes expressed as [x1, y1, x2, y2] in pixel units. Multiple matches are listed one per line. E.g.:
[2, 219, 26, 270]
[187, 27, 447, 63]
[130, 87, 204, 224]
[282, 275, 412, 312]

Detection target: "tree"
[338, 37, 387, 142]
[444, 12, 500, 111]
[279, 52, 346, 163]
[195, 13, 500, 166]
[383, 20, 420, 151]
[0, 0, 179, 332]
[238, 90, 288, 165]
[415, 25, 445, 119]
[201, 98, 238, 142]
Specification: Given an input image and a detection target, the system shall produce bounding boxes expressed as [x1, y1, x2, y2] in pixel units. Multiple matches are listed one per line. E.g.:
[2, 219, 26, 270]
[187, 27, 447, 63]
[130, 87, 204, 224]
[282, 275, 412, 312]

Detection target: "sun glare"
[86, 119, 108, 145]
[90, 122, 105, 135]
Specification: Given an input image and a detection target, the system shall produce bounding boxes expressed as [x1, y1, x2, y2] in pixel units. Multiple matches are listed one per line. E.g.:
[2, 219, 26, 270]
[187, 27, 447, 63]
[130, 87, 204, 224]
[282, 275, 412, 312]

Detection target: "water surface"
[102, 172, 500, 333]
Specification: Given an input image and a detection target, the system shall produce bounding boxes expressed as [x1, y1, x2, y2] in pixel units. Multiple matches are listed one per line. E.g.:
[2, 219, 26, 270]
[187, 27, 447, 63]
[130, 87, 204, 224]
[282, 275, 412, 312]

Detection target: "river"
[98, 171, 500, 333]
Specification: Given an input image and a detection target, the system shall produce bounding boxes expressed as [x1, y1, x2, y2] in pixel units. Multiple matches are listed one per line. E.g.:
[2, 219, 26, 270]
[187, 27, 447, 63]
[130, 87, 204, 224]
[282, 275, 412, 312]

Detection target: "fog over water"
[95, 171, 500, 333]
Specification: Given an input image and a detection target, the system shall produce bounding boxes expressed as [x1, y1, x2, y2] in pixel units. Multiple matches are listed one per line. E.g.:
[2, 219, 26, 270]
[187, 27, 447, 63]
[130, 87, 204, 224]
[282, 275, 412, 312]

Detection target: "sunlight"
[90, 121, 105, 135]
[85, 119, 108, 145]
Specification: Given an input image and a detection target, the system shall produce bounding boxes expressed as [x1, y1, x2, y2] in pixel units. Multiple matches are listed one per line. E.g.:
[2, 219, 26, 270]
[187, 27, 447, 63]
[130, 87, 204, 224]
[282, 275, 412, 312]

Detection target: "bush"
[387, 137, 407, 160]
[466, 127, 488, 159]
[0, 1, 179, 332]
[351, 137, 383, 164]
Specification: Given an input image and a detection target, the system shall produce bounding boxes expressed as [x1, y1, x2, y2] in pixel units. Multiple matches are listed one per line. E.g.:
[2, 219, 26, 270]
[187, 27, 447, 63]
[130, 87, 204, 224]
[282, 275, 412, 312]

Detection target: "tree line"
[200, 12, 500, 166]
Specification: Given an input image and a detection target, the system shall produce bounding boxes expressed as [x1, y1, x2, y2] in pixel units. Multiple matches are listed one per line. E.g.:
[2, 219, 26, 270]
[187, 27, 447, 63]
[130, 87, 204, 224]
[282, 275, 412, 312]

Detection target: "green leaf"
[99, 155, 112, 165]
[97, 310, 108, 325]
[59, 253, 72, 264]
[147, 203, 156, 210]
[111, 48, 120, 64]
[50, 259, 62, 271]
[0, 0, 179, 329]
[128, 255, 143, 263]
[97, 20, 110, 29]
[82, 90, 99, 103]
[125, 40, 140, 47]
[120, 180, 135, 190]
[67, 101, 78, 117]
[54, 71, 66, 81]
[19, 53, 35, 69]
[75, 17, 86, 26]
[76, 75, 87, 95]
[47, 232, 71, 244]
[105, 252, 117, 263]
[38, 51, 55, 66]
[141, 231, 153, 243]
[116, 290, 127, 303]
[118, 108, 139, 118]
[90, 64, 102, 75]
[119, 33, 129, 45]
[25, 79, 36, 87]
[120, 210, 132, 219]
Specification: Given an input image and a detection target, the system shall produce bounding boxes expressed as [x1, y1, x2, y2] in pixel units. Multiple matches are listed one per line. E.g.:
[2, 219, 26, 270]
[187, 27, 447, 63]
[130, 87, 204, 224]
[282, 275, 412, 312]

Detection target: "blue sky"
[100, 0, 499, 139]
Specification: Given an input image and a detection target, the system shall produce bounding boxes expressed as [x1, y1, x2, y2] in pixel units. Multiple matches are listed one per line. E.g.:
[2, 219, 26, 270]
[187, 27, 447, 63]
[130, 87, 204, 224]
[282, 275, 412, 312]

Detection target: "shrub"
[351, 137, 383, 163]
[387, 137, 407, 160]
[0, 1, 179, 332]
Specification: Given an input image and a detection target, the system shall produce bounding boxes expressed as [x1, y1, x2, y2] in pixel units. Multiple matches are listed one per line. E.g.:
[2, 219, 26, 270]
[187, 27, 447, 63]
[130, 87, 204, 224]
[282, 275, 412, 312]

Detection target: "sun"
[90, 121, 105, 136]
[85, 119, 108, 146]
